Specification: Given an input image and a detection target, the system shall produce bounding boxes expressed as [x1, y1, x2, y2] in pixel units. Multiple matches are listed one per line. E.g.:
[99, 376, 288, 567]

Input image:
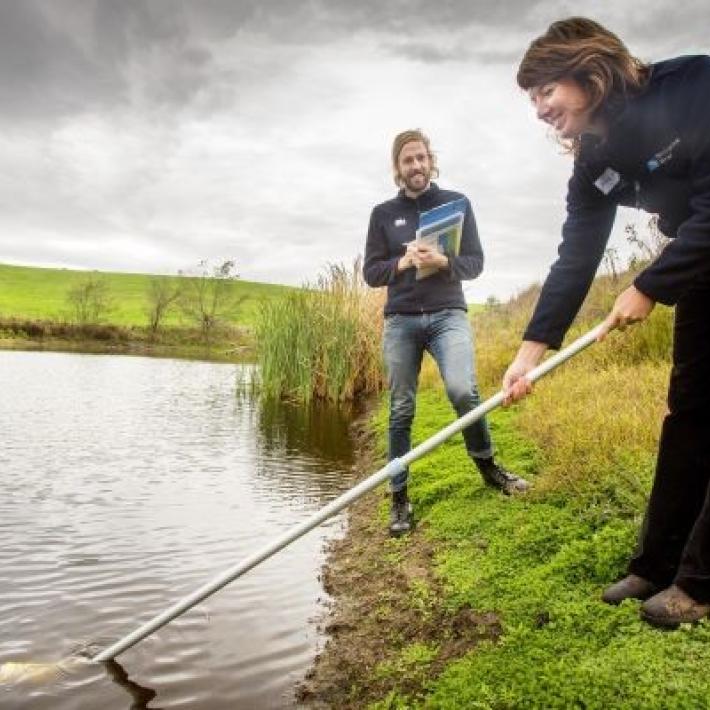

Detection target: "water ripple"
[0, 351, 359, 709]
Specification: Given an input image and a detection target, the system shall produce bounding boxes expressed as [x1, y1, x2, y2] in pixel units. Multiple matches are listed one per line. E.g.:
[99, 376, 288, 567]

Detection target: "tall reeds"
[254, 259, 385, 403]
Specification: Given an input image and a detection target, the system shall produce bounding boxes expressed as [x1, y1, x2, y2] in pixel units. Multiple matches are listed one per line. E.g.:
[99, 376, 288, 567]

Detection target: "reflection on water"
[104, 660, 159, 710]
[0, 351, 360, 709]
[258, 395, 358, 463]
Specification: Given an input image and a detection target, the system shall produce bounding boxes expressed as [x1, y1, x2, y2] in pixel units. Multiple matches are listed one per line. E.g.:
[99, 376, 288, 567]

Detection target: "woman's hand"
[597, 285, 655, 340]
[502, 341, 548, 405]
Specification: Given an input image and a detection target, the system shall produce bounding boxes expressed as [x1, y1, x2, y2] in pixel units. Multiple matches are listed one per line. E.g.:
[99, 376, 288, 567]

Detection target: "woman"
[503, 17, 710, 627]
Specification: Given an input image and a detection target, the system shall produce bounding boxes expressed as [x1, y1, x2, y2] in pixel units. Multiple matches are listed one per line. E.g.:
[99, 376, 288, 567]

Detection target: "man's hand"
[502, 341, 548, 405]
[597, 285, 655, 341]
[413, 243, 448, 270]
[397, 241, 418, 272]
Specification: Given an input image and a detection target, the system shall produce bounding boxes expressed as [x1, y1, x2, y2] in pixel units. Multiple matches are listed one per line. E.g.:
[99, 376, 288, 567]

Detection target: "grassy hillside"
[0, 262, 292, 328]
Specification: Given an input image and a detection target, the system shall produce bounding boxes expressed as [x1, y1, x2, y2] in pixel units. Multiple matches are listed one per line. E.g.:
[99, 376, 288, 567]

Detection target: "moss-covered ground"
[305, 345, 710, 709]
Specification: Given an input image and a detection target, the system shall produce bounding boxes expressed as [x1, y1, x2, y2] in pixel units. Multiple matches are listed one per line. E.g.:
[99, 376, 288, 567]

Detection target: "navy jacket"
[525, 55, 710, 348]
[363, 183, 484, 314]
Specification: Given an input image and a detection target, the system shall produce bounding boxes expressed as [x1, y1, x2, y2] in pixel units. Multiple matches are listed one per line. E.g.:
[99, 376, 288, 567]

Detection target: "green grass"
[370, 390, 710, 708]
[0, 262, 292, 328]
[324, 221, 708, 706]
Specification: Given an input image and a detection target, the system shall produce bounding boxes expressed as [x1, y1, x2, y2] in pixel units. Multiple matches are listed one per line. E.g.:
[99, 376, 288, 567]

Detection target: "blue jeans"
[383, 308, 492, 492]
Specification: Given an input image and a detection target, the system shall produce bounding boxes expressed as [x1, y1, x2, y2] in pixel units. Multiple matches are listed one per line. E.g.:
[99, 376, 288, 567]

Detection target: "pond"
[0, 350, 362, 709]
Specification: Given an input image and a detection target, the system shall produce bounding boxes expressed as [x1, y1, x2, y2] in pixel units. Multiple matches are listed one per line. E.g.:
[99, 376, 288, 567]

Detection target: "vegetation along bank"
[261, 247, 710, 708]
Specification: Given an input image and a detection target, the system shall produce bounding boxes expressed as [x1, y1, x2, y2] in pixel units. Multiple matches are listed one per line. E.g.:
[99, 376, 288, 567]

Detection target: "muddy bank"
[0, 335, 253, 363]
[298, 426, 501, 708]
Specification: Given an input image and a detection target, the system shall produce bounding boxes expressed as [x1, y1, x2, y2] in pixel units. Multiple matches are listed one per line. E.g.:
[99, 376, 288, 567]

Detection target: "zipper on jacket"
[634, 180, 640, 209]
[415, 195, 425, 313]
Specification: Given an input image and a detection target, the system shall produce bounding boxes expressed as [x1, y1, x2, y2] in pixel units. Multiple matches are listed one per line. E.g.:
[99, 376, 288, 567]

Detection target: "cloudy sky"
[0, 1, 707, 300]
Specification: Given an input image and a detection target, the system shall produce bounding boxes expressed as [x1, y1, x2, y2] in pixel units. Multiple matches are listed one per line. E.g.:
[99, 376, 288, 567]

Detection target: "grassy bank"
[0, 262, 292, 358]
[304, 257, 710, 706]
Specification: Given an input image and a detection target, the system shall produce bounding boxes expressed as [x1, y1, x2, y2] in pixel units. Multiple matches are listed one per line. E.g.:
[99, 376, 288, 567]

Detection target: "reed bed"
[254, 259, 385, 403]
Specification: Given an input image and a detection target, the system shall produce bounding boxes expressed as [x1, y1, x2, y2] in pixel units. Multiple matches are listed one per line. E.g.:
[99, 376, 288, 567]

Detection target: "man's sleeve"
[634, 56, 710, 303]
[363, 207, 399, 287]
[445, 198, 484, 281]
[524, 168, 617, 349]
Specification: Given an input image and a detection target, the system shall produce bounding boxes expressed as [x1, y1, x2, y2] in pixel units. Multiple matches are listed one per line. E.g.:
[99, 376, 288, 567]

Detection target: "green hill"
[0, 262, 292, 328]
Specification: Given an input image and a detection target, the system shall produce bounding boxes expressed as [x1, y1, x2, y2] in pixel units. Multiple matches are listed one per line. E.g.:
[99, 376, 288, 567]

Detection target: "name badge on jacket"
[594, 167, 621, 195]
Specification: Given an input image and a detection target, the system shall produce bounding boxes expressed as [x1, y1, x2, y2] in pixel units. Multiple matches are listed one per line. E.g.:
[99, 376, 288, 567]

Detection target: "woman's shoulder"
[649, 55, 710, 84]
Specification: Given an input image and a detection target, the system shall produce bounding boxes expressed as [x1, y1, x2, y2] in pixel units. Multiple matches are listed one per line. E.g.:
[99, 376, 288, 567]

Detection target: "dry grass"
[465, 224, 673, 520]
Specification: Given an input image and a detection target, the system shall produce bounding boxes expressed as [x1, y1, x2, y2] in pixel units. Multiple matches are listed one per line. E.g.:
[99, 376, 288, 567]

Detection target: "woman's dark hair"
[517, 17, 650, 151]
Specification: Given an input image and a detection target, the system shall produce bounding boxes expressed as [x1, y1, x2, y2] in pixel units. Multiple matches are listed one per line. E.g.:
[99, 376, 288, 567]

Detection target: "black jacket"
[363, 183, 484, 314]
[525, 55, 710, 348]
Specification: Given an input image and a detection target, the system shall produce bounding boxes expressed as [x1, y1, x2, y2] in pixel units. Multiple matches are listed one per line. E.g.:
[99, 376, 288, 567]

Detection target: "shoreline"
[298, 409, 501, 708]
[0, 335, 254, 364]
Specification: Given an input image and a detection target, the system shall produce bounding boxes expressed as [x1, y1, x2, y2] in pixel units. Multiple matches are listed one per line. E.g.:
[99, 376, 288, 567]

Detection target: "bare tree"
[66, 276, 112, 325]
[178, 259, 244, 343]
[602, 246, 621, 282]
[625, 215, 669, 270]
[145, 277, 181, 337]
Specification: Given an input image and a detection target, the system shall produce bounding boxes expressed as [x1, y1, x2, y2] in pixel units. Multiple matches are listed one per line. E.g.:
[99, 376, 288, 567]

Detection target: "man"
[364, 129, 529, 536]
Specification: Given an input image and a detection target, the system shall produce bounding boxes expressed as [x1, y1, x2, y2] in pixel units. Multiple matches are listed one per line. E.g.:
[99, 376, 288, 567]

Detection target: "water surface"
[0, 350, 359, 709]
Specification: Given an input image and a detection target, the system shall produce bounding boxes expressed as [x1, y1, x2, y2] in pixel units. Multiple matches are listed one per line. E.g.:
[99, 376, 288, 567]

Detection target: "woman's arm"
[523, 167, 617, 349]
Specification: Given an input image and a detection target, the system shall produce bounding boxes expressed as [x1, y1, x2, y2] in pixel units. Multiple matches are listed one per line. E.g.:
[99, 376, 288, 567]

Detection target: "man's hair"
[517, 17, 650, 152]
[391, 129, 439, 187]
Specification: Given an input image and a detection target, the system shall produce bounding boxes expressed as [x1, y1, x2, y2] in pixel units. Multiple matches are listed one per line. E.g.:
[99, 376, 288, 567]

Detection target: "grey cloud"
[389, 38, 524, 65]
[1, 0, 707, 299]
[0, 0, 218, 123]
[7, 0, 695, 127]
[0, 1, 120, 121]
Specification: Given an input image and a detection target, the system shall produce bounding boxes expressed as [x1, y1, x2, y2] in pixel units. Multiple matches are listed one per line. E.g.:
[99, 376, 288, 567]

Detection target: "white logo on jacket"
[394, 218, 406, 227]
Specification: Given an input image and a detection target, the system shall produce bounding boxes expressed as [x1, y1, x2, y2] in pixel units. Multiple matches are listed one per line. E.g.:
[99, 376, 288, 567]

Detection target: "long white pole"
[92, 324, 602, 662]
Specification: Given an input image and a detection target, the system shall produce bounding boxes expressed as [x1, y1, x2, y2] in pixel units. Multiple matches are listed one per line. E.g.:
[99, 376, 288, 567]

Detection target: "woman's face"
[529, 78, 599, 138]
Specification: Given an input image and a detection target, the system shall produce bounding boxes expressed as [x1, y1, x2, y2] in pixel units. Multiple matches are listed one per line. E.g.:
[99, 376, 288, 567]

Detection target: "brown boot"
[474, 458, 530, 495]
[601, 574, 657, 605]
[640, 585, 710, 628]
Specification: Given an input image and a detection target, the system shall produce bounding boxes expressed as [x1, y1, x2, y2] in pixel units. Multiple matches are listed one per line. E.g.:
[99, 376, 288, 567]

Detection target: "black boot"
[474, 457, 530, 495]
[389, 487, 413, 536]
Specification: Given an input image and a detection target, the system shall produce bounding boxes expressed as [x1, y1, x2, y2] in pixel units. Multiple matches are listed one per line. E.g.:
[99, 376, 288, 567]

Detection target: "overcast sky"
[0, 1, 707, 300]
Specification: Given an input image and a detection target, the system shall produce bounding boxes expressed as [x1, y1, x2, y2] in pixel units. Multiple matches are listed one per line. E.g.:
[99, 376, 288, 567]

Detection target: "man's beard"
[403, 170, 430, 192]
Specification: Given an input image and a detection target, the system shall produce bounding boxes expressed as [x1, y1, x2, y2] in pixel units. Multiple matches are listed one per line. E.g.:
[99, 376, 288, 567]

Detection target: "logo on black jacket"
[647, 138, 681, 172]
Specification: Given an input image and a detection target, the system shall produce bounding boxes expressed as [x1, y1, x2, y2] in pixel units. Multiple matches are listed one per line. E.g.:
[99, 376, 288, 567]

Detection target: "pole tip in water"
[0, 657, 87, 685]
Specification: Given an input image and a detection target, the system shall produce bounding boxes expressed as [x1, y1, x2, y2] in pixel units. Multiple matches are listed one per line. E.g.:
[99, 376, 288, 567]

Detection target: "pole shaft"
[93, 324, 602, 662]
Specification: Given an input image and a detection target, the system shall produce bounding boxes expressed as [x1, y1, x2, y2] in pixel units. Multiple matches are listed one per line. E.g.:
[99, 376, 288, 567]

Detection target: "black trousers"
[628, 278, 710, 603]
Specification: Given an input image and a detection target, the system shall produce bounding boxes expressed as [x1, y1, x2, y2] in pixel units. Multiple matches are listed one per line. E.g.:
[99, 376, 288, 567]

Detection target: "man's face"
[397, 140, 431, 195]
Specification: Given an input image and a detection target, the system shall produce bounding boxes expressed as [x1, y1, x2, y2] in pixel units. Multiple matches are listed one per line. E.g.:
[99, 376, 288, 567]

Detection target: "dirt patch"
[297, 424, 501, 708]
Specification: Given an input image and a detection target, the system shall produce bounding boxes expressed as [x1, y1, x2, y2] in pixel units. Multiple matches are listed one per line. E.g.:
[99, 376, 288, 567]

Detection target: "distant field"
[0, 263, 294, 328]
